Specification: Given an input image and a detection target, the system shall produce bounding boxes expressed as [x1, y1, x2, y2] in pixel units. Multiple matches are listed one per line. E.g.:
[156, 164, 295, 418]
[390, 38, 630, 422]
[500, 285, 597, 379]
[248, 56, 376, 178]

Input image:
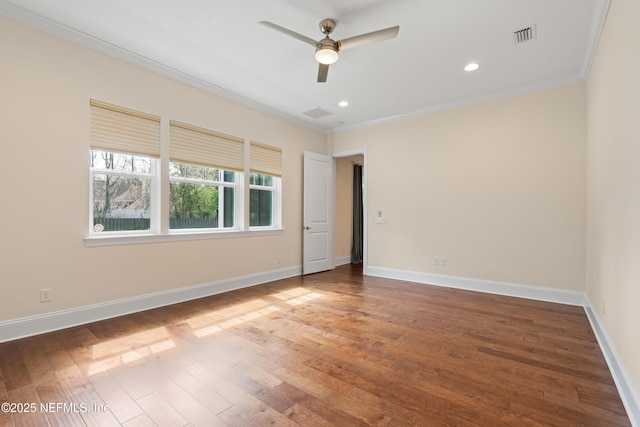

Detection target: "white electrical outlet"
[440, 257, 447, 266]
[40, 288, 52, 303]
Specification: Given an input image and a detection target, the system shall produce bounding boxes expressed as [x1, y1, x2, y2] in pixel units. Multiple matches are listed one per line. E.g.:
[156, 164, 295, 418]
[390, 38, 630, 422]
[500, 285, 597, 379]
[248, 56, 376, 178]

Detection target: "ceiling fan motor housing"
[319, 19, 336, 35]
[317, 38, 338, 51]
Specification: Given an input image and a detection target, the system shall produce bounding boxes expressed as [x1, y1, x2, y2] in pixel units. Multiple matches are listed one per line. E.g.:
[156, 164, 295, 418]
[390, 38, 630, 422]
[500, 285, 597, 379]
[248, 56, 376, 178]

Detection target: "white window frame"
[168, 164, 240, 232]
[89, 150, 160, 236]
[249, 173, 282, 230]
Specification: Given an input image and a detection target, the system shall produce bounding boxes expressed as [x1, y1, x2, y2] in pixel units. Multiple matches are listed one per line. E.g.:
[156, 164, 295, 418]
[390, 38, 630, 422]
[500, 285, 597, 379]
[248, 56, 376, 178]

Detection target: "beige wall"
[587, 0, 640, 395]
[0, 17, 326, 322]
[333, 83, 587, 291]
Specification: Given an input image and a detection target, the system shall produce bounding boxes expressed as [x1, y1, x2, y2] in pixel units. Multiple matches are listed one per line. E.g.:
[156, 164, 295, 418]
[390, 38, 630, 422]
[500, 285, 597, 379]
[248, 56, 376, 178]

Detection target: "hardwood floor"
[0, 265, 630, 426]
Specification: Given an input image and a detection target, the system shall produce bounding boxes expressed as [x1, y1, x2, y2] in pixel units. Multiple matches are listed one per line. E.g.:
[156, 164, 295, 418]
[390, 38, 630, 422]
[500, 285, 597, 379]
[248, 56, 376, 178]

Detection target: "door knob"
[303, 226, 311, 230]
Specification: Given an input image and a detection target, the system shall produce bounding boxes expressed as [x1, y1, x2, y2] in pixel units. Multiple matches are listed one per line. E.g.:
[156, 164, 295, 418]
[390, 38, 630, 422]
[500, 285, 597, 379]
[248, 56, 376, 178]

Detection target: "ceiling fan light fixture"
[315, 46, 339, 65]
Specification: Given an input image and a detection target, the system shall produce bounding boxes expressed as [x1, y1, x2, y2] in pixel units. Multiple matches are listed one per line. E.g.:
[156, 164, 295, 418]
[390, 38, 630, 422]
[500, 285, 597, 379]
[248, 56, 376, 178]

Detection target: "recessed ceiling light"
[338, 100, 349, 107]
[464, 63, 480, 72]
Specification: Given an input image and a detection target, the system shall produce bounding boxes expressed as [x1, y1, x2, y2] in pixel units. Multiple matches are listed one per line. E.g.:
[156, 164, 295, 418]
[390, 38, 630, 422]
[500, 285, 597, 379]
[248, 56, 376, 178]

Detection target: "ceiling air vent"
[303, 107, 333, 119]
[514, 24, 536, 44]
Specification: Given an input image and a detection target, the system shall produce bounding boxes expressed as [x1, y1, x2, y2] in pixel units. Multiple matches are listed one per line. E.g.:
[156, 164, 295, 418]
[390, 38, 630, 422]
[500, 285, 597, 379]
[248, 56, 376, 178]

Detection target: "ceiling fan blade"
[259, 21, 318, 46]
[338, 25, 399, 51]
[317, 63, 329, 82]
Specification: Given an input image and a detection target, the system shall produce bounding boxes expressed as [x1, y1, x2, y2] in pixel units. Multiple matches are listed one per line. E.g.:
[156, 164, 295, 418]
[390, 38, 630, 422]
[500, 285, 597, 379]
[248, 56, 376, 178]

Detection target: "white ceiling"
[1, 0, 610, 133]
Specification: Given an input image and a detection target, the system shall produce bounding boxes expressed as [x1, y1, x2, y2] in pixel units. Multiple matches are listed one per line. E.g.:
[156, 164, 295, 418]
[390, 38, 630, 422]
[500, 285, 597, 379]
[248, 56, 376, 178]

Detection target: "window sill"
[84, 228, 284, 247]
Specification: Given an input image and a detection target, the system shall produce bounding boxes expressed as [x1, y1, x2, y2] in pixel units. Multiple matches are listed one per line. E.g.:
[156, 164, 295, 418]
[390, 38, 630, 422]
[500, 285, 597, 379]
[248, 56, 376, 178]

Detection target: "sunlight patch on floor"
[193, 305, 281, 338]
[88, 327, 176, 375]
[87, 289, 326, 375]
[271, 287, 324, 306]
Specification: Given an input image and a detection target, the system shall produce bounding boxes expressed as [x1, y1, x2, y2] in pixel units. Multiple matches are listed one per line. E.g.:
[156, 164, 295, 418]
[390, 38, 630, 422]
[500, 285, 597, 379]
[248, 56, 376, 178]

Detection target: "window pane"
[223, 170, 235, 183]
[223, 186, 234, 228]
[91, 150, 151, 174]
[250, 188, 273, 226]
[169, 162, 219, 181]
[250, 173, 273, 187]
[92, 173, 151, 232]
[170, 182, 220, 229]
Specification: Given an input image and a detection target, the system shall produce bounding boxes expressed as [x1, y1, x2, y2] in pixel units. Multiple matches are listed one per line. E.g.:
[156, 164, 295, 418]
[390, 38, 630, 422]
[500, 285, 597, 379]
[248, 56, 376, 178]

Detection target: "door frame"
[333, 148, 368, 274]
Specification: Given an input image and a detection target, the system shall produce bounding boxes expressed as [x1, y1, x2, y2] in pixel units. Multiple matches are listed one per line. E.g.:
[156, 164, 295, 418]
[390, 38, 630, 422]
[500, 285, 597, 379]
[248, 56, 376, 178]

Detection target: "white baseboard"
[334, 256, 352, 266]
[584, 296, 640, 427]
[0, 265, 301, 344]
[366, 266, 585, 306]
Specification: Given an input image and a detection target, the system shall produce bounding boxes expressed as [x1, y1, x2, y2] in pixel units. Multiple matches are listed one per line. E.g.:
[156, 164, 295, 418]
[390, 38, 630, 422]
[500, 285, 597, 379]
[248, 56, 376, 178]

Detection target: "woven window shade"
[170, 120, 244, 172]
[250, 141, 282, 177]
[90, 99, 160, 157]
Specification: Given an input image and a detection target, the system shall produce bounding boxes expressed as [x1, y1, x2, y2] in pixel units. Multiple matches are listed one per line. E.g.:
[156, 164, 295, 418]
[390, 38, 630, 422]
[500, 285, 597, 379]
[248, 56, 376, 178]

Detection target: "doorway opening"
[334, 150, 367, 275]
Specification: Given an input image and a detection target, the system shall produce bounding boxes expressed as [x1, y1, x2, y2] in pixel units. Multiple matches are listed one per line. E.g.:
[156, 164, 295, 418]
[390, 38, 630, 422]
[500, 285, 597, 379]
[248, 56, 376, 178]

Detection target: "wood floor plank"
[47, 348, 94, 397]
[70, 388, 121, 427]
[170, 368, 233, 416]
[0, 381, 11, 427]
[126, 357, 218, 427]
[16, 338, 85, 426]
[89, 373, 145, 424]
[109, 360, 155, 402]
[282, 402, 336, 427]
[5, 385, 48, 427]
[135, 392, 188, 427]
[120, 413, 157, 427]
[0, 265, 631, 426]
[0, 344, 31, 393]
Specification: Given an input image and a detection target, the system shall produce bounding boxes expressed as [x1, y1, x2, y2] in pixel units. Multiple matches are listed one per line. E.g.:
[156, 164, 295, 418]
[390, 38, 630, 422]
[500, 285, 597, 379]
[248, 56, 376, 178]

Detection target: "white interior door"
[303, 151, 334, 275]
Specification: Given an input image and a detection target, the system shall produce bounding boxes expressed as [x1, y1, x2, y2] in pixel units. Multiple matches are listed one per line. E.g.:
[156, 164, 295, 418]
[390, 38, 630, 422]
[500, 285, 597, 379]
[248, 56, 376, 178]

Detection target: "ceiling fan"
[259, 19, 400, 82]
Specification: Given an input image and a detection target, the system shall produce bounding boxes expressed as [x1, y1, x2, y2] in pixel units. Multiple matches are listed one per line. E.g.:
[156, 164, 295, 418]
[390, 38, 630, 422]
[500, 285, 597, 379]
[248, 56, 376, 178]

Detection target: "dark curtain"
[351, 164, 363, 264]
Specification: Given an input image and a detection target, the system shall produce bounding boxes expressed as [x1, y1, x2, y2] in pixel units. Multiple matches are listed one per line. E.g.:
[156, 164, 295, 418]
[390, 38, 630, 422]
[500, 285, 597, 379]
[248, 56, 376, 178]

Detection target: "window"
[91, 150, 155, 232]
[87, 101, 285, 244]
[89, 100, 160, 234]
[250, 173, 277, 227]
[169, 162, 237, 229]
[250, 141, 282, 228]
[169, 120, 244, 231]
